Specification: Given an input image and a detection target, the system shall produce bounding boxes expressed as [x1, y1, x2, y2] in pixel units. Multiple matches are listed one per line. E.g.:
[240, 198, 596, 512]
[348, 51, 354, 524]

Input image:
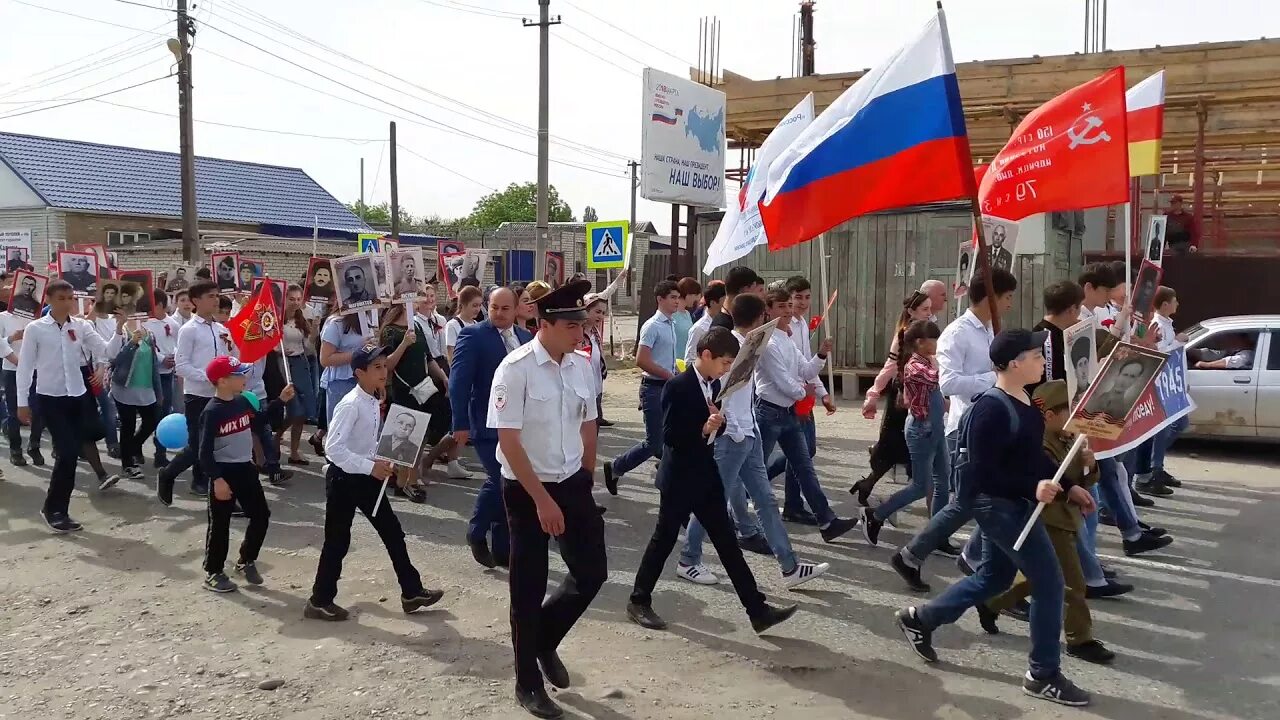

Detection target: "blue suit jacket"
[448, 320, 532, 442]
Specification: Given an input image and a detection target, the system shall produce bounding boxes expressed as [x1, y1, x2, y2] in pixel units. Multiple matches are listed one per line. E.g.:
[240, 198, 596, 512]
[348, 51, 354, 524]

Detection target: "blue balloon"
[156, 412, 188, 450]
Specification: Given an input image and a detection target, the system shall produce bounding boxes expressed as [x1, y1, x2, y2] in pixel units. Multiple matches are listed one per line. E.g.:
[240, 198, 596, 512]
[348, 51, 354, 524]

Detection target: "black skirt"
[872, 380, 911, 470]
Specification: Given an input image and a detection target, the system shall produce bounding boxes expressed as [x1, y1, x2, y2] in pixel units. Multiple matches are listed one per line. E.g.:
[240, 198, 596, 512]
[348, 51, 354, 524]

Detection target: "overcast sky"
[1, 0, 1275, 234]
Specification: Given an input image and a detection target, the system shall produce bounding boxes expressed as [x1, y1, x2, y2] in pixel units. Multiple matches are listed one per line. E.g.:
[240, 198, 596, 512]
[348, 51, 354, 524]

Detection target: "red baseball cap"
[206, 356, 252, 383]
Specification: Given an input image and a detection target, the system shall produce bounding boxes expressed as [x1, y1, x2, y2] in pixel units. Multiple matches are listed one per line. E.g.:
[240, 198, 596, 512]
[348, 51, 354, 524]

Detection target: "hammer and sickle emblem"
[1067, 115, 1111, 150]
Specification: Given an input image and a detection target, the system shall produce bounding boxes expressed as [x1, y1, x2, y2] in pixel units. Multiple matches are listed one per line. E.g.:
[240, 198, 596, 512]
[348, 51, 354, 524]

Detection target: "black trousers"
[40, 395, 87, 516]
[310, 465, 424, 606]
[203, 462, 271, 574]
[5, 369, 45, 451]
[161, 395, 211, 489]
[504, 469, 607, 693]
[630, 474, 768, 617]
[117, 401, 158, 468]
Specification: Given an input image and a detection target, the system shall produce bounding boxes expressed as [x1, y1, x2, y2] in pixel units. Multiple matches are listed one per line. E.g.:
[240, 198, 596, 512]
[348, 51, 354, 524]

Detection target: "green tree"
[582, 205, 598, 223]
[346, 200, 413, 228]
[465, 182, 574, 228]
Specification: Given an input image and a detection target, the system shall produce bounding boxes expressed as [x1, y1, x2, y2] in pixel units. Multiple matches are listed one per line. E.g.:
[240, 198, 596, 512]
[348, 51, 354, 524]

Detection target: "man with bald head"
[920, 279, 948, 324]
[449, 286, 534, 569]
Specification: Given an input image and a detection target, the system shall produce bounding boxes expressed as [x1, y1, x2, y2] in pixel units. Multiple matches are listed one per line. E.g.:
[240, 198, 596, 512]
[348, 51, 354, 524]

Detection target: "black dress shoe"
[597, 418, 615, 427]
[1123, 532, 1173, 556]
[1137, 520, 1167, 537]
[1155, 469, 1182, 488]
[469, 537, 496, 569]
[402, 588, 444, 613]
[1085, 580, 1134, 599]
[1002, 599, 1030, 622]
[819, 516, 858, 542]
[9, 452, 26, 467]
[783, 508, 819, 526]
[627, 602, 668, 630]
[738, 534, 773, 555]
[751, 603, 798, 634]
[515, 686, 563, 719]
[603, 461, 618, 496]
[27, 448, 45, 466]
[975, 603, 1000, 634]
[1137, 480, 1173, 497]
[1130, 489, 1155, 507]
[1065, 639, 1116, 664]
[537, 650, 570, 689]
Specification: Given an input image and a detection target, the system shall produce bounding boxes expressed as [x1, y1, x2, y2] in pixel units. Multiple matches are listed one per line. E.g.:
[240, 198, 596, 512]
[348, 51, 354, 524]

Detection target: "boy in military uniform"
[488, 279, 605, 719]
[981, 380, 1115, 665]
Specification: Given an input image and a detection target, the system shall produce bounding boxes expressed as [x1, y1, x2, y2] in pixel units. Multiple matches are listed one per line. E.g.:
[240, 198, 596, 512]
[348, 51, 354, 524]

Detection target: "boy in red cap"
[199, 355, 294, 593]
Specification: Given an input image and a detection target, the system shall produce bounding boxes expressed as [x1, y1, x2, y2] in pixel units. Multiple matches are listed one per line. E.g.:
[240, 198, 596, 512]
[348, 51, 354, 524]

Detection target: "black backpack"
[950, 387, 1021, 501]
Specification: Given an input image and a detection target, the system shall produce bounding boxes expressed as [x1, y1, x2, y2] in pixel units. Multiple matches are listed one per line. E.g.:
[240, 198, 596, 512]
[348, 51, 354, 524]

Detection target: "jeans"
[1076, 488, 1106, 586]
[152, 373, 175, 456]
[611, 380, 664, 478]
[97, 391, 119, 451]
[203, 462, 270, 574]
[682, 433, 799, 574]
[782, 415, 817, 514]
[916, 494, 1065, 680]
[902, 431, 976, 565]
[1096, 458, 1140, 539]
[876, 413, 949, 521]
[756, 400, 834, 526]
[467, 439, 509, 560]
[324, 377, 358, 425]
[1150, 415, 1188, 472]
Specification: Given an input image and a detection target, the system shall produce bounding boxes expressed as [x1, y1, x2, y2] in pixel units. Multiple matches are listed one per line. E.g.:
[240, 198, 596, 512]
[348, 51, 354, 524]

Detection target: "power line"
[0, 55, 172, 117]
[412, 0, 522, 20]
[0, 74, 174, 121]
[0, 38, 164, 101]
[112, 0, 177, 11]
[399, 144, 498, 192]
[0, 22, 168, 95]
[560, 26, 643, 76]
[90, 99, 384, 142]
[12, 0, 170, 35]
[560, 0, 696, 68]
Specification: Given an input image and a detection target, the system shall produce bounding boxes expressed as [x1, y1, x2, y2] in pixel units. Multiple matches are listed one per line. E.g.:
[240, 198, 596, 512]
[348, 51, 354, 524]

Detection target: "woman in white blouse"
[444, 285, 483, 366]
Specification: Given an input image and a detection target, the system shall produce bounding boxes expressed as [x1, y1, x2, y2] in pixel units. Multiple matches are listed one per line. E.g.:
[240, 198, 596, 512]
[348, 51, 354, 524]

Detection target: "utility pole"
[524, 1, 561, 271]
[389, 121, 400, 241]
[359, 157, 365, 222]
[799, 1, 816, 76]
[174, 0, 198, 262]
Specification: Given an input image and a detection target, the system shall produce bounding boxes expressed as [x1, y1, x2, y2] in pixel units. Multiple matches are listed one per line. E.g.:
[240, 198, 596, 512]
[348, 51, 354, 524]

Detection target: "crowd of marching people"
[0, 250, 1194, 718]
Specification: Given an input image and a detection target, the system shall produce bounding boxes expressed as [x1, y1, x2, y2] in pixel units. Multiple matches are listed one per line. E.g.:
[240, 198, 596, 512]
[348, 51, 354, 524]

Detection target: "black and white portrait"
[211, 252, 240, 294]
[719, 318, 780, 402]
[166, 264, 193, 292]
[333, 254, 379, 314]
[5, 247, 30, 273]
[58, 251, 99, 296]
[8, 270, 47, 319]
[980, 215, 1017, 273]
[954, 240, 973, 299]
[238, 258, 264, 292]
[438, 250, 466, 299]
[1071, 343, 1165, 438]
[1063, 319, 1096, 409]
[1146, 214, 1167, 265]
[96, 280, 121, 314]
[375, 405, 432, 467]
[117, 270, 153, 320]
[390, 248, 426, 299]
[252, 277, 287, 315]
[1131, 260, 1162, 321]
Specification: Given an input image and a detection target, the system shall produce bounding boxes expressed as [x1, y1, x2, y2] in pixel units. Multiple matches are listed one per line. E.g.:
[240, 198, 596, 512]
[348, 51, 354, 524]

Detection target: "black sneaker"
[1137, 480, 1173, 497]
[819, 516, 857, 543]
[156, 475, 174, 507]
[1002, 599, 1030, 622]
[783, 508, 820, 526]
[935, 540, 962, 558]
[750, 603, 798, 634]
[890, 552, 931, 593]
[975, 602, 1001, 634]
[190, 482, 209, 497]
[1155, 469, 1182, 488]
[304, 600, 349, 621]
[402, 588, 444, 613]
[1098, 508, 1117, 526]
[10, 452, 26, 467]
[956, 553, 976, 576]
[1065, 639, 1116, 665]
[124, 466, 144, 481]
[597, 418, 614, 428]
[97, 473, 120, 491]
[1022, 672, 1091, 706]
[234, 561, 264, 585]
[203, 573, 237, 593]
[603, 461, 618, 496]
[1138, 520, 1167, 537]
[41, 510, 77, 534]
[627, 602, 668, 630]
[27, 448, 45, 466]
[106, 446, 121, 460]
[1123, 532, 1173, 556]
[1086, 580, 1134, 599]
[860, 507, 883, 546]
[266, 469, 291, 488]
[1102, 566, 1117, 580]
[895, 607, 938, 663]
[738, 534, 773, 555]
[1130, 488, 1156, 507]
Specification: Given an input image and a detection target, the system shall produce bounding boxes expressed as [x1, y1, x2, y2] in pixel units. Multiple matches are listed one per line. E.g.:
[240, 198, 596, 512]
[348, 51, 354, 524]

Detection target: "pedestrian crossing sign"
[585, 220, 628, 269]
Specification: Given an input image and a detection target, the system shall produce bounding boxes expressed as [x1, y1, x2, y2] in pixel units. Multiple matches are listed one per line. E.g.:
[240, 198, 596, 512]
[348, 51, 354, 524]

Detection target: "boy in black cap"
[488, 279, 604, 719]
[305, 342, 444, 621]
[894, 329, 1098, 707]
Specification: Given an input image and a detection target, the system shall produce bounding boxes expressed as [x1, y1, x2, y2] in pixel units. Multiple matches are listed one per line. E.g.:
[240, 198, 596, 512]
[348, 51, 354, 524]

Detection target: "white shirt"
[415, 311, 447, 358]
[684, 312, 714, 364]
[0, 312, 30, 371]
[16, 315, 123, 406]
[282, 322, 307, 356]
[488, 336, 597, 483]
[1153, 313, 1181, 353]
[788, 315, 828, 399]
[175, 314, 233, 398]
[171, 310, 193, 327]
[937, 309, 995, 435]
[754, 330, 823, 407]
[143, 315, 181, 374]
[721, 329, 757, 440]
[445, 316, 475, 352]
[325, 384, 381, 476]
[91, 317, 116, 347]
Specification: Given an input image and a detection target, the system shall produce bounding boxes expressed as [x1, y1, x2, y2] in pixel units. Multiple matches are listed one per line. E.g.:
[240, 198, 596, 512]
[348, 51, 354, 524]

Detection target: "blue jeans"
[876, 413, 949, 521]
[468, 439, 509, 559]
[756, 400, 834, 526]
[681, 433, 799, 573]
[917, 494, 1065, 680]
[612, 380, 664, 478]
[152, 373, 175, 455]
[903, 431, 978, 565]
[324, 377, 358, 424]
[1096, 458, 1139, 538]
[1076, 486, 1106, 586]
[97, 391, 119, 451]
[782, 415, 817, 514]
[1150, 415, 1188, 472]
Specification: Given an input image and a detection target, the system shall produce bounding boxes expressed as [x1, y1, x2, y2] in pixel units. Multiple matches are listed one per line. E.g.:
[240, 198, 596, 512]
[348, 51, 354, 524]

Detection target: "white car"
[1183, 315, 1279, 440]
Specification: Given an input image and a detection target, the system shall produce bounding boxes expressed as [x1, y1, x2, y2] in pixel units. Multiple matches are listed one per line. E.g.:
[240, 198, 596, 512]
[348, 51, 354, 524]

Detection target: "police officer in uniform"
[488, 279, 605, 719]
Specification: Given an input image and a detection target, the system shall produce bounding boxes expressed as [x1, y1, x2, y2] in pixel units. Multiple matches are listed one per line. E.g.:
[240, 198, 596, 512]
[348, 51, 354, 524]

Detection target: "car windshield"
[1185, 323, 1211, 343]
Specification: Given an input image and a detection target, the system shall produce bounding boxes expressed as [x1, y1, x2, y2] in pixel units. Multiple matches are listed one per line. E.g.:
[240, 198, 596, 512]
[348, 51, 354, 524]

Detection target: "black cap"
[534, 278, 592, 321]
[990, 328, 1049, 368]
[352, 341, 389, 371]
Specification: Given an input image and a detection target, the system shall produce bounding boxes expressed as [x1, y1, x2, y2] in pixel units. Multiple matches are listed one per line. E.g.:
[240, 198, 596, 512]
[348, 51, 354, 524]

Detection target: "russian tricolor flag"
[760, 10, 976, 250]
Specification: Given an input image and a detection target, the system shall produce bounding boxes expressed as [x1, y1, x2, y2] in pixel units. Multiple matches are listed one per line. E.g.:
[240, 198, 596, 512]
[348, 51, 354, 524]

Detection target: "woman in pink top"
[850, 291, 933, 505]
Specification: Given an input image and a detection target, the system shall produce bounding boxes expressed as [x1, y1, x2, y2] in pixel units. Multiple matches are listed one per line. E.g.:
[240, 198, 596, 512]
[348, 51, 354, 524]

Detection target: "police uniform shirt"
[487, 335, 597, 483]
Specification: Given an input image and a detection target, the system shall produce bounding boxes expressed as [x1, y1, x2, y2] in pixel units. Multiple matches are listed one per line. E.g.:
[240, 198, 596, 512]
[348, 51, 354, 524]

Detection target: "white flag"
[702, 93, 815, 275]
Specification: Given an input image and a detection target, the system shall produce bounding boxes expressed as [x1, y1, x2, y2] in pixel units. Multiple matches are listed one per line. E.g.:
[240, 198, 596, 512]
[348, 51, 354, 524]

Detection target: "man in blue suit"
[450, 287, 531, 569]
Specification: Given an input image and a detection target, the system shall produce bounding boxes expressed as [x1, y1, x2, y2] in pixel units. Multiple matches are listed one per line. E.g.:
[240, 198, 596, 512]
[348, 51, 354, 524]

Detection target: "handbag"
[78, 366, 107, 442]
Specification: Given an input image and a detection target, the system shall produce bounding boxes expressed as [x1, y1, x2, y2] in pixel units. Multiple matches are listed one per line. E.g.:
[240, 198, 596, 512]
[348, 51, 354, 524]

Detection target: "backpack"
[950, 387, 1020, 501]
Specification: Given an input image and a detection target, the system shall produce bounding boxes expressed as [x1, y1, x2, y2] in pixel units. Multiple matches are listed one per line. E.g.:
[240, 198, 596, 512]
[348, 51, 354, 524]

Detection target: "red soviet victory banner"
[229, 279, 284, 364]
[979, 67, 1129, 221]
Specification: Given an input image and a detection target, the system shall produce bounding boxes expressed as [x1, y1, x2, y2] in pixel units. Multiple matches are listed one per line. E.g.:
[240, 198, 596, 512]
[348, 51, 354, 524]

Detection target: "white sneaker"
[674, 563, 718, 585]
[782, 561, 829, 589]
[446, 460, 473, 479]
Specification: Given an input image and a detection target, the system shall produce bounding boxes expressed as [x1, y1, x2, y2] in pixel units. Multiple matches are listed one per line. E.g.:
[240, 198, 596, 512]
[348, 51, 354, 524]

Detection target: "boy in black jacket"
[199, 355, 293, 593]
[626, 327, 796, 633]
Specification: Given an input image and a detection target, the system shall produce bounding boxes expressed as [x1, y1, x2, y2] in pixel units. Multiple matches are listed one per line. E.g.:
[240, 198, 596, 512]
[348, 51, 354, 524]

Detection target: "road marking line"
[1102, 553, 1280, 588]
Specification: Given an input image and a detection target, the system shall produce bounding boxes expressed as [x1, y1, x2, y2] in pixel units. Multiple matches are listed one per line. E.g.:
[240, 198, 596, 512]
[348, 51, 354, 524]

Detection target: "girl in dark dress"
[380, 303, 450, 502]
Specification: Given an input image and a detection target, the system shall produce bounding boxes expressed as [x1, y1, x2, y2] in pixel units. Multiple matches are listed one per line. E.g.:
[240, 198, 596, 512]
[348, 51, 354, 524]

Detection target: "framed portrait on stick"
[1068, 342, 1167, 440]
[116, 269, 154, 320]
[543, 250, 565, 287]
[7, 270, 47, 319]
[389, 247, 426, 300]
[332, 254, 380, 315]
[438, 251, 466, 299]
[718, 318, 780, 403]
[211, 252, 240, 295]
[238, 258, 265, 292]
[376, 405, 432, 467]
[166, 264, 194, 292]
[304, 257, 335, 315]
[1130, 259, 1163, 327]
[1062, 319, 1097, 410]
[57, 250, 99, 297]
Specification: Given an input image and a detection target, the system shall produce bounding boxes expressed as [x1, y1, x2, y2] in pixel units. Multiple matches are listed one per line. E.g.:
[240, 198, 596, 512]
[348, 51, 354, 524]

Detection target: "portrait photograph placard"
[389, 247, 426, 300]
[238, 258, 265, 292]
[332, 254, 380, 315]
[375, 404, 432, 467]
[1068, 342, 1167, 439]
[251, 277, 287, 316]
[1063, 318, 1098, 410]
[57, 250, 99, 297]
[116, 269, 154, 320]
[719, 318, 781, 403]
[166, 263, 194, 292]
[211, 252, 240, 295]
[7, 270, 47, 319]
[438, 250, 466, 299]
[304, 256, 335, 310]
